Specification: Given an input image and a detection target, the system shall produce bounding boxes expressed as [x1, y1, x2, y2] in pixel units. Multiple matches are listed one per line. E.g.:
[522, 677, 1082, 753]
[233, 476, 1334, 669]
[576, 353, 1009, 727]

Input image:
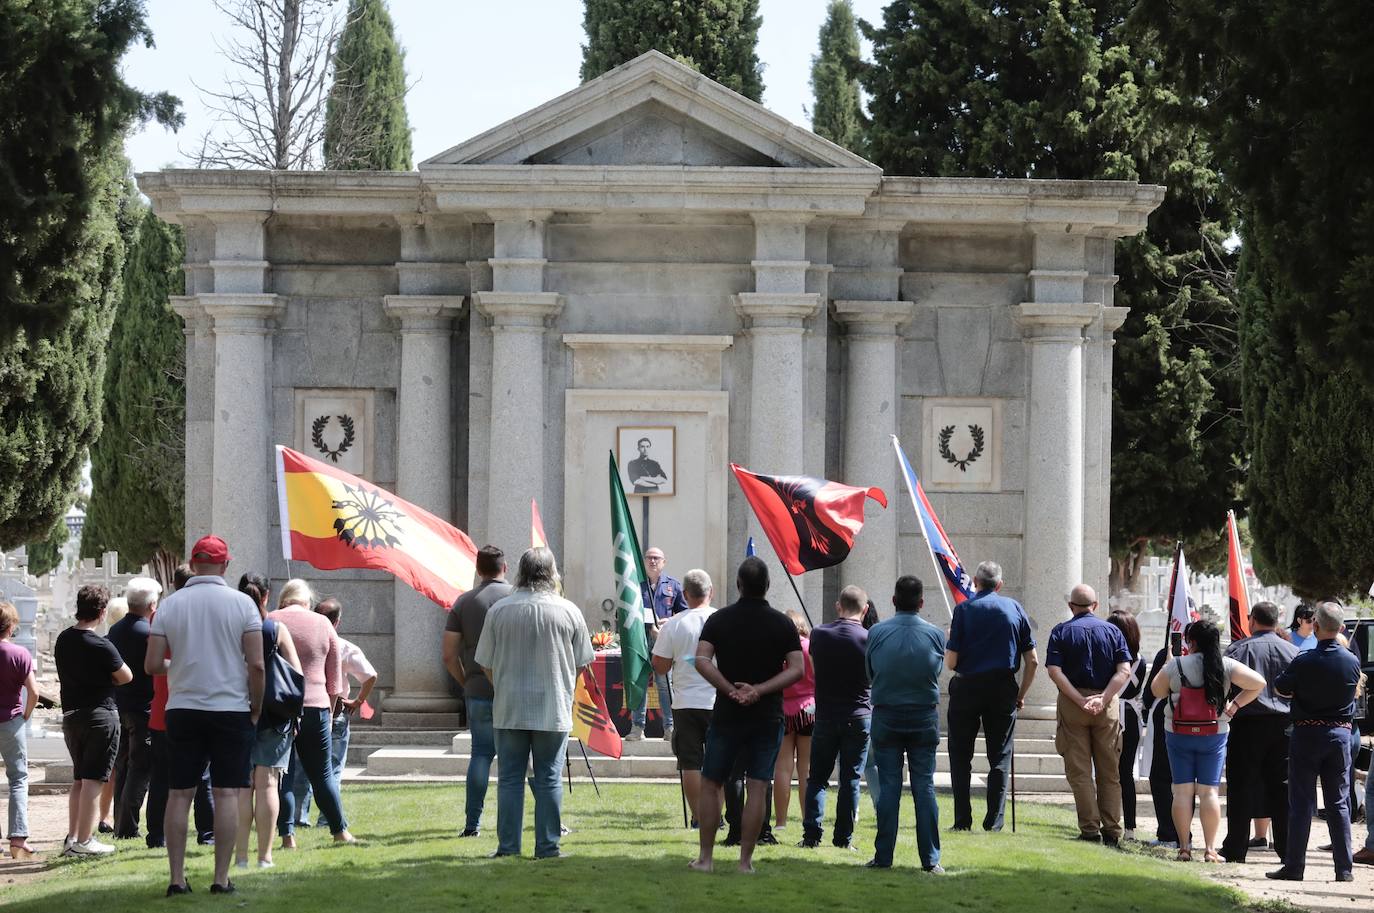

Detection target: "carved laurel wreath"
[311, 414, 356, 463]
[938, 424, 985, 472]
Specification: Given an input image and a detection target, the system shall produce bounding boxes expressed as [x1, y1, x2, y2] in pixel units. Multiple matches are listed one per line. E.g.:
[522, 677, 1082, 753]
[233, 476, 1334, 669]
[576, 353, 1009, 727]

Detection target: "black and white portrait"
[618, 426, 675, 496]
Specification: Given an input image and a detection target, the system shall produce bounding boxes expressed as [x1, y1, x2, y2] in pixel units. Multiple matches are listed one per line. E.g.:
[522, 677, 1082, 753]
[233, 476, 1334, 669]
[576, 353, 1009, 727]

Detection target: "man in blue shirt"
[866, 576, 946, 873]
[800, 584, 871, 850]
[628, 546, 689, 741]
[944, 561, 1039, 832]
[1267, 601, 1363, 883]
[1044, 583, 1132, 845]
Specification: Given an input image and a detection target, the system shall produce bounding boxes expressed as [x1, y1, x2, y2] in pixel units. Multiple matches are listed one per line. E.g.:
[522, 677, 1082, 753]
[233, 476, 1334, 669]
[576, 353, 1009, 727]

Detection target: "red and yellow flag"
[571, 666, 622, 759]
[531, 498, 548, 549]
[275, 446, 477, 608]
[1226, 510, 1251, 642]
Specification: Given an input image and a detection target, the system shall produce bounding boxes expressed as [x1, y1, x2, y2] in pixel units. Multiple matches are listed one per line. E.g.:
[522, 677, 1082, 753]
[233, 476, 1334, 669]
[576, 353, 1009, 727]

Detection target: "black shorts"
[671, 708, 712, 771]
[701, 715, 784, 784]
[165, 709, 254, 790]
[62, 707, 120, 781]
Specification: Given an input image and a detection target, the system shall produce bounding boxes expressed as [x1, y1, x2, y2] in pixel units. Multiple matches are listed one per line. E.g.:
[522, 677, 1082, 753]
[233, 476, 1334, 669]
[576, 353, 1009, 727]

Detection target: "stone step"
[373, 712, 464, 729]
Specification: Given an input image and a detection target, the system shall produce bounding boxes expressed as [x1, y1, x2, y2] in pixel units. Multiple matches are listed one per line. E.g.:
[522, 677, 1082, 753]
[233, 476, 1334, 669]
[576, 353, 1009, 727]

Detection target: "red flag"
[531, 498, 548, 549]
[729, 464, 887, 575]
[1226, 510, 1251, 642]
[571, 666, 622, 759]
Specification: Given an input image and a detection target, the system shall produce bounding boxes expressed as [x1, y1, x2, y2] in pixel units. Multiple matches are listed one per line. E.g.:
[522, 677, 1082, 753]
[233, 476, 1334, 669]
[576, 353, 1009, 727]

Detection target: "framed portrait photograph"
[618, 425, 675, 497]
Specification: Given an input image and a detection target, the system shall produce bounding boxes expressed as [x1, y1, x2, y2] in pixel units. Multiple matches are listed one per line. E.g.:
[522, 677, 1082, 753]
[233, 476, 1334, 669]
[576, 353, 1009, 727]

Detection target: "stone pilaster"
[170, 297, 214, 559]
[198, 294, 284, 577]
[1015, 301, 1101, 718]
[473, 291, 564, 559]
[382, 295, 465, 713]
[833, 300, 914, 600]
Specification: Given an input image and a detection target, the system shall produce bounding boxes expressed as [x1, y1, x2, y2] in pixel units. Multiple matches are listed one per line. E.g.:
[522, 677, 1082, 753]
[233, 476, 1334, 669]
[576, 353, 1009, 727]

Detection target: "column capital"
[474, 291, 564, 329]
[1014, 302, 1102, 339]
[832, 299, 915, 335]
[734, 292, 820, 328]
[1100, 306, 1131, 335]
[750, 211, 815, 226]
[198, 293, 284, 334]
[486, 208, 554, 224]
[383, 295, 466, 332]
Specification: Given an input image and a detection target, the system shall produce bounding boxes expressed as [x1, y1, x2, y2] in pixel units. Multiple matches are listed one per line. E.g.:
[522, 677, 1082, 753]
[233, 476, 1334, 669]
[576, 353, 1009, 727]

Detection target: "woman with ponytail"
[1150, 620, 1265, 862]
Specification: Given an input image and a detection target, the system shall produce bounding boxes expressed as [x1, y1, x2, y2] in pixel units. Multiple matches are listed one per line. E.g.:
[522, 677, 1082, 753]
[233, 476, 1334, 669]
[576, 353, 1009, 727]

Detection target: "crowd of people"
[1, 534, 1371, 886]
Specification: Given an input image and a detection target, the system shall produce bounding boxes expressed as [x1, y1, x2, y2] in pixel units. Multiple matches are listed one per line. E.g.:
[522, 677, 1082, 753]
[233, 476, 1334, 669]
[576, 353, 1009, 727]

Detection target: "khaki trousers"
[1055, 691, 1124, 840]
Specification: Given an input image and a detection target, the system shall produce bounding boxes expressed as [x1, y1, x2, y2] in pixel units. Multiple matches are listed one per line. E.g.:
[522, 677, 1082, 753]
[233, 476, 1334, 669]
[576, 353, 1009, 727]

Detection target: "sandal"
[1176, 847, 1193, 862]
[9, 843, 36, 860]
[1203, 850, 1223, 864]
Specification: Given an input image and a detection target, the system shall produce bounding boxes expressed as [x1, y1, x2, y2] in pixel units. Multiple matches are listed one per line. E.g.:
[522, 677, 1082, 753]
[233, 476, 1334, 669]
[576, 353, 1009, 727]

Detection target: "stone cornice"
[473, 291, 564, 329]
[871, 178, 1164, 237]
[563, 333, 733, 352]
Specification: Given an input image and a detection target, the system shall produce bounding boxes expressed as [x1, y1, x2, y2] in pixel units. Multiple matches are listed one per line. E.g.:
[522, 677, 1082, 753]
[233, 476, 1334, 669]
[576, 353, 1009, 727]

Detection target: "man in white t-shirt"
[651, 568, 717, 819]
[145, 535, 264, 896]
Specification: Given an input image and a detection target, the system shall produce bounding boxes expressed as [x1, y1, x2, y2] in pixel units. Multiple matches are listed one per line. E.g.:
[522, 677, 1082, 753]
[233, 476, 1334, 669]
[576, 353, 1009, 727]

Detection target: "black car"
[1342, 617, 1373, 734]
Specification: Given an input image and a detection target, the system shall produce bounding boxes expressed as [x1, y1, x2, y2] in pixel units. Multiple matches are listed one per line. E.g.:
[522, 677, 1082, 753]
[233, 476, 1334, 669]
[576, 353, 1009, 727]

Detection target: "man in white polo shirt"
[146, 535, 264, 897]
[651, 568, 717, 822]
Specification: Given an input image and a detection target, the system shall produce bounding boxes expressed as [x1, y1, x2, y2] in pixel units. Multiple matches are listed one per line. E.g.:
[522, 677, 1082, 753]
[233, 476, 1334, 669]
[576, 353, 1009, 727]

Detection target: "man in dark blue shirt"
[944, 560, 1039, 831]
[866, 575, 946, 873]
[107, 576, 163, 840]
[628, 546, 689, 741]
[1045, 583, 1131, 845]
[800, 584, 871, 850]
[1267, 601, 1363, 883]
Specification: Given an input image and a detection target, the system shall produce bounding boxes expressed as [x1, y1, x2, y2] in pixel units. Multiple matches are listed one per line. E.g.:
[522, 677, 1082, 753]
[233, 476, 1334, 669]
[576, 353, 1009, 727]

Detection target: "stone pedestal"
[199, 294, 283, 577]
[834, 300, 914, 601]
[382, 295, 465, 713]
[474, 291, 564, 559]
[735, 292, 819, 600]
[1015, 302, 1101, 717]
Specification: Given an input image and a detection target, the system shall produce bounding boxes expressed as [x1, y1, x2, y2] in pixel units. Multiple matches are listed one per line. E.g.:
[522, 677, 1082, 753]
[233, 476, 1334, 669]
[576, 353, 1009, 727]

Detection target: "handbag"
[1169, 663, 1219, 736]
[262, 619, 305, 724]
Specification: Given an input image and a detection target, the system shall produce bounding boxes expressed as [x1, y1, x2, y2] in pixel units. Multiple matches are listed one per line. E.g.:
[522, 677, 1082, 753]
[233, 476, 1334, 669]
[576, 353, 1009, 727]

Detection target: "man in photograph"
[628, 437, 668, 494]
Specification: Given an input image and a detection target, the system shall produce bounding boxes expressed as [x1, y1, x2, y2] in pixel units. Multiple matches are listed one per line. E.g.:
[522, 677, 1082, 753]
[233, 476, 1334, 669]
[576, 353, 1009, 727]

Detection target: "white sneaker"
[235, 859, 249, 869]
[67, 837, 115, 856]
[625, 726, 644, 742]
[258, 859, 275, 869]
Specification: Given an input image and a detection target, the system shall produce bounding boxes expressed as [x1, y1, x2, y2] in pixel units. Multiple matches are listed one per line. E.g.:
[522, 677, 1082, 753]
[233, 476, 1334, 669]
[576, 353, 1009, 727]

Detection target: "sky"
[122, 0, 890, 174]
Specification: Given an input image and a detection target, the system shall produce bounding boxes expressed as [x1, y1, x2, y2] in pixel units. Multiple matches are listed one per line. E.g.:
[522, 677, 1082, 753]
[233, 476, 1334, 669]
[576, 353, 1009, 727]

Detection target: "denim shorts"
[251, 722, 293, 772]
[701, 715, 783, 784]
[1165, 730, 1227, 786]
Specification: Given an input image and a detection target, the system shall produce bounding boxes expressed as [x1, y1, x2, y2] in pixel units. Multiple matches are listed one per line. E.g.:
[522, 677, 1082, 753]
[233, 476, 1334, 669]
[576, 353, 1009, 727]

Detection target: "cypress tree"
[81, 209, 186, 582]
[859, 1, 1243, 584]
[580, 0, 765, 101]
[25, 516, 68, 578]
[323, 0, 413, 171]
[0, 0, 180, 342]
[809, 0, 863, 151]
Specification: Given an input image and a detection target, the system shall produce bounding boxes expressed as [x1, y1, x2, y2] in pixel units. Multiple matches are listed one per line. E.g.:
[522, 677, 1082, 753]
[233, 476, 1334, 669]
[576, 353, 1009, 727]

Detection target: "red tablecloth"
[590, 650, 667, 738]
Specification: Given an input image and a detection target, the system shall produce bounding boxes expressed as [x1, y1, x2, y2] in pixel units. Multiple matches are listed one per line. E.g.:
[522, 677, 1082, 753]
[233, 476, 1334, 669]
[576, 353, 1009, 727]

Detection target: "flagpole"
[784, 572, 815, 630]
[1164, 540, 1182, 657]
[891, 436, 954, 621]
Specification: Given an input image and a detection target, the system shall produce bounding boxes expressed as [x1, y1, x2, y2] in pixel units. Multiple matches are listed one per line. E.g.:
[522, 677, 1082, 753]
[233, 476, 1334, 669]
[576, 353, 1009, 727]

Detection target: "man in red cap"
[145, 535, 265, 896]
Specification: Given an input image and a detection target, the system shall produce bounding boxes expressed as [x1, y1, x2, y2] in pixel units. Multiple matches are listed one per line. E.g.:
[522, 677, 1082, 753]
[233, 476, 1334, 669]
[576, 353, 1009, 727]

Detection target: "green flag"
[609, 450, 652, 712]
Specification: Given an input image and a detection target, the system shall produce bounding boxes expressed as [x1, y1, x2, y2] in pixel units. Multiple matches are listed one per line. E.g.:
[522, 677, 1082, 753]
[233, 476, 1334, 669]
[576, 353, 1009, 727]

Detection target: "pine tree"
[809, 0, 863, 151]
[81, 209, 186, 583]
[580, 0, 764, 101]
[0, 146, 133, 548]
[0, 0, 180, 342]
[323, 0, 413, 170]
[859, 1, 1244, 588]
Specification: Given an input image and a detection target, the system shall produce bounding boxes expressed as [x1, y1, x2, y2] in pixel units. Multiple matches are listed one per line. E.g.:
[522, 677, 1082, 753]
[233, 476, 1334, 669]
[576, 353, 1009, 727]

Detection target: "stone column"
[170, 297, 213, 559]
[1015, 301, 1101, 718]
[833, 300, 914, 599]
[381, 295, 465, 713]
[473, 292, 564, 557]
[198, 294, 283, 578]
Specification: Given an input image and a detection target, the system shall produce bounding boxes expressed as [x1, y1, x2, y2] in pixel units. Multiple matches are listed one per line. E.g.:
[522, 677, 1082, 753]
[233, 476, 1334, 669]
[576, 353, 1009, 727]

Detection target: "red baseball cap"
[190, 535, 231, 563]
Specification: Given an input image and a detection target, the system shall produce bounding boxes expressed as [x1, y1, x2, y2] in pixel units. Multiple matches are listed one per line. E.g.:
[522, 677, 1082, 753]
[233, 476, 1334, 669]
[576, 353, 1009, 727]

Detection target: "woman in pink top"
[1, 602, 39, 859]
[268, 579, 354, 845]
[774, 609, 816, 828]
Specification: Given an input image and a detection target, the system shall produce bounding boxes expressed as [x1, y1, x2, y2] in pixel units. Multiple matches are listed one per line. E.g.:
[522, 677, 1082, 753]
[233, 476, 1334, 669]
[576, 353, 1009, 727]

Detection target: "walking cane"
[566, 747, 573, 794]
[576, 738, 601, 797]
[679, 770, 689, 829]
[1011, 742, 1017, 833]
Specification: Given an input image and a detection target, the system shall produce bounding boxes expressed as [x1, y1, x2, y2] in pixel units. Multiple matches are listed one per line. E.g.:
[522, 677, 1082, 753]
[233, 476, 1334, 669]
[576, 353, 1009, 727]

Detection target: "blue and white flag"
[892, 435, 976, 614]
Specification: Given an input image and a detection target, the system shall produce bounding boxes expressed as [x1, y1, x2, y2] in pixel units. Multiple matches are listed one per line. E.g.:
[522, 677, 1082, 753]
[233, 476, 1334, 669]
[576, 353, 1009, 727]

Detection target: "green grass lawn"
[7, 783, 1267, 913]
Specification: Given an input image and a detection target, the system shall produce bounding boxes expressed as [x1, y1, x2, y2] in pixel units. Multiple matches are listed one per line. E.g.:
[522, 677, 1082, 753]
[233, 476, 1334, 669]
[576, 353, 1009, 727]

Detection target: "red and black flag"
[730, 463, 887, 575]
[1226, 510, 1251, 643]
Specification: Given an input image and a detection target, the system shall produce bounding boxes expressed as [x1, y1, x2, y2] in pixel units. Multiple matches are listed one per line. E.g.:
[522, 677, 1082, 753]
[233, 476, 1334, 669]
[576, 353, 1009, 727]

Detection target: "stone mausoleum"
[140, 52, 1163, 718]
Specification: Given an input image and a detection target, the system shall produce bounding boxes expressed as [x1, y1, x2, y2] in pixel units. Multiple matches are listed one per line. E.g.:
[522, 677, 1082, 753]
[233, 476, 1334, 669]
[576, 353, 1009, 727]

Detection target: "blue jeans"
[865, 736, 880, 812]
[0, 715, 28, 840]
[1286, 724, 1351, 876]
[278, 707, 349, 837]
[299, 712, 351, 826]
[632, 670, 673, 730]
[872, 710, 941, 869]
[803, 715, 870, 845]
[494, 728, 567, 857]
[464, 698, 496, 831]
[1365, 751, 1374, 851]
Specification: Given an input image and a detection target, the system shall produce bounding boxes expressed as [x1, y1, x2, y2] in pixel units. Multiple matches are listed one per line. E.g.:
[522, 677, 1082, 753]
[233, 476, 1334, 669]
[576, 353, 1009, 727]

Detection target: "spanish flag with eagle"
[275, 446, 478, 607]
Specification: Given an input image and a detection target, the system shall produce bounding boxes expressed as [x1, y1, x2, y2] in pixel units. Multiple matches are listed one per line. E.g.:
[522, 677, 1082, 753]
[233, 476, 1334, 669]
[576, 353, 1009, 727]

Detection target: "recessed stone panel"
[294, 388, 375, 478]
[923, 398, 1001, 492]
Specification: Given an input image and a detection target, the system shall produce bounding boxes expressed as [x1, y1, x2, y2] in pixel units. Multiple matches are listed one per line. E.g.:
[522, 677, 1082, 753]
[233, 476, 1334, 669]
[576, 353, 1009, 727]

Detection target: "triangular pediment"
[422, 50, 878, 171]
